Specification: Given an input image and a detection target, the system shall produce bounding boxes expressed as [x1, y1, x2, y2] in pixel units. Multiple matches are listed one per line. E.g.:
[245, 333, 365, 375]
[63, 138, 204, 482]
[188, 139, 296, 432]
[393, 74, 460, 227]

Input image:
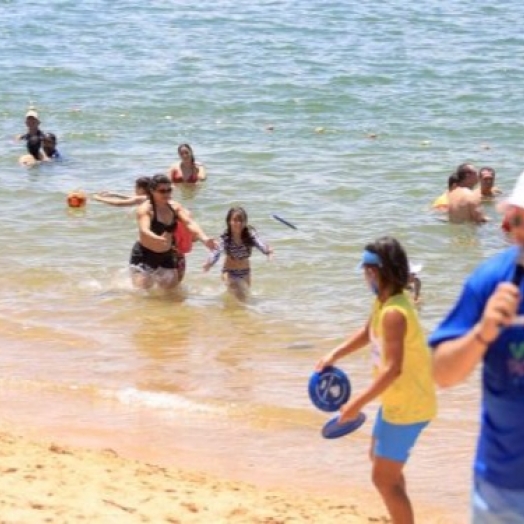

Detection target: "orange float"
[67, 190, 87, 208]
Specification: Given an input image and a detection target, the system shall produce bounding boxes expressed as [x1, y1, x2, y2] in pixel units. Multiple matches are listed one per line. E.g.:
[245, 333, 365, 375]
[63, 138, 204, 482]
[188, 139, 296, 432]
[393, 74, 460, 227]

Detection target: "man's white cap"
[499, 171, 524, 211]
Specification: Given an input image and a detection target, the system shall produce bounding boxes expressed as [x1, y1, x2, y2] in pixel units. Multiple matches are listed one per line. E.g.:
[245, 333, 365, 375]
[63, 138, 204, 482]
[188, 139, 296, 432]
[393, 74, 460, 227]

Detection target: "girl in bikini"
[203, 207, 273, 298]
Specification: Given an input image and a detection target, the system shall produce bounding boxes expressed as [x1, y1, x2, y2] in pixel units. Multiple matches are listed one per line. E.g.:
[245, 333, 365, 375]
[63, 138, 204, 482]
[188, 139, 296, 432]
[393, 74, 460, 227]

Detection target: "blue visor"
[358, 250, 382, 269]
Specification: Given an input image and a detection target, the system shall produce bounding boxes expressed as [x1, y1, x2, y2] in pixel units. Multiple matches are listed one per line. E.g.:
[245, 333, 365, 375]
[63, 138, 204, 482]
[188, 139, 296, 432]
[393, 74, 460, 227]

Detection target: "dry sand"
[0, 431, 388, 524]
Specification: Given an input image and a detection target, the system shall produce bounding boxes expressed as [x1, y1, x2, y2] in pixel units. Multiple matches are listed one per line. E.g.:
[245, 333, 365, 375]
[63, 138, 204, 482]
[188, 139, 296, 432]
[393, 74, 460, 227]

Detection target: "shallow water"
[1, 0, 523, 518]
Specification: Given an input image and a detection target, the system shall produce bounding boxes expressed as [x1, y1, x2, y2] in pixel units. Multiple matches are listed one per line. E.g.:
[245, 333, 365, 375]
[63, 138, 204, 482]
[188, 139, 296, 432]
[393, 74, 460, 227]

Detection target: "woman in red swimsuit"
[169, 144, 207, 184]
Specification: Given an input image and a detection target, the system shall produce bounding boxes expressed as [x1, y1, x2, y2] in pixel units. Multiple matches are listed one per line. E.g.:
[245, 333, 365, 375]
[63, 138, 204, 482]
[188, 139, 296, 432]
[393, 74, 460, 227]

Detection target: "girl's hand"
[267, 247, 274, 261]
[338, 400, 362, 424]
[315, 352, 336, 372]
[202, 261, 212, 272]
[202, 237, 219, 250]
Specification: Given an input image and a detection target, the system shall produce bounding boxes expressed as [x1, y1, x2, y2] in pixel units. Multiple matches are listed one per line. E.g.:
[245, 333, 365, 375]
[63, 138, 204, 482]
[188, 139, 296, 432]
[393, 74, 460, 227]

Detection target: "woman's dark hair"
[147, 173, 171, 202]
[43, 132, 57, 144]
[178, 143, 195, 165]
[222, 207, 256, 251]
[364, 236, 409, 294]
[448, 173, 459, 190]
[454, 163, 477, 184]
[135, 176, 151, 192]
[26, 135, 41, 159]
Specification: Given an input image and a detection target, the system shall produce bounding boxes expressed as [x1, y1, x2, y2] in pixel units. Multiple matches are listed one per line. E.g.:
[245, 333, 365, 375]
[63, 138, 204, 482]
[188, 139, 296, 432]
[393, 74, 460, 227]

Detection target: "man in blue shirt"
[429, 172, 524, 523]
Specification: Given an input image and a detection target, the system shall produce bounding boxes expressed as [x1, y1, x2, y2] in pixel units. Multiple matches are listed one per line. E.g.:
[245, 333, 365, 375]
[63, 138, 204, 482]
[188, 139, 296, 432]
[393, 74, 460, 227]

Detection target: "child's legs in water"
[222, 268, 250, 299]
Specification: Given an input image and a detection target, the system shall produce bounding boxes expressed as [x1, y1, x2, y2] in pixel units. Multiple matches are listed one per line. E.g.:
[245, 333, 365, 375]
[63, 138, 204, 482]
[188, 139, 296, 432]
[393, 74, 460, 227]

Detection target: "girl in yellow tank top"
[315, 236, 436, 524]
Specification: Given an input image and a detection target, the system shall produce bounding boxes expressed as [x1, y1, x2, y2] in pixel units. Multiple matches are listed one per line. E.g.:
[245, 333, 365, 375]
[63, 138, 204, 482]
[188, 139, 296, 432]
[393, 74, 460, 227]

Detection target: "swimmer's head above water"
[135, 176, 151, 195]
[178, 143, 195, 164]
[454, 163, 478, 190]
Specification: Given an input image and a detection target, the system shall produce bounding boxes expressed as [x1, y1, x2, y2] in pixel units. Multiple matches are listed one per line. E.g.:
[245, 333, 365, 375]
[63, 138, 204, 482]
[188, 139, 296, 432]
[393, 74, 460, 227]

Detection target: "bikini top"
[150, 202, 178, 235]
[172, 163, 199, 183]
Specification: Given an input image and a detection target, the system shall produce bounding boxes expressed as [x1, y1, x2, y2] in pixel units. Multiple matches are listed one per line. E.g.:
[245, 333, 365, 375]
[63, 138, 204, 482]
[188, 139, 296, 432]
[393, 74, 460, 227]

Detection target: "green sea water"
[2, 0, 524, 518]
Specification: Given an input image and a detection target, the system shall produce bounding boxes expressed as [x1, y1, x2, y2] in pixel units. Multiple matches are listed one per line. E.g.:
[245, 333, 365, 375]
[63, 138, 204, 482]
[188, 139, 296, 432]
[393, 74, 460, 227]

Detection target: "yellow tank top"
[369, 293, 437, 424]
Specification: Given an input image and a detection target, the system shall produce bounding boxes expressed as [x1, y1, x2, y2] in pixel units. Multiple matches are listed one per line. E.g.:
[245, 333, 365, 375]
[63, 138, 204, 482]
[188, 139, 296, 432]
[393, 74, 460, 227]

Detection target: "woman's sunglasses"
[156, 187, 172, 194]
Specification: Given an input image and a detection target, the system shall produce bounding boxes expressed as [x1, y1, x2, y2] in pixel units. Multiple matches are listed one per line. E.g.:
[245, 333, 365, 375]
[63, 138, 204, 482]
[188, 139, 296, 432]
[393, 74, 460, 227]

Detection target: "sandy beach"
[0, 430, 390, 524]
[0, 424, 461, 524]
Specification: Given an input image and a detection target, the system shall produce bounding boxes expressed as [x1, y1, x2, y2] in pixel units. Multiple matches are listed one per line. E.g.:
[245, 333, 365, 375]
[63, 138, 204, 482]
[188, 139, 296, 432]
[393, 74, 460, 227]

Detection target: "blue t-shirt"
[429, 245, 524, 489]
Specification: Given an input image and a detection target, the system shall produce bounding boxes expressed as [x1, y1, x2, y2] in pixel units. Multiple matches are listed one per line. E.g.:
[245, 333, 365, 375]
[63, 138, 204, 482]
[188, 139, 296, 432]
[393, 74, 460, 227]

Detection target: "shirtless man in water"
[448, 163, 489, 224]
[474, 167, 502, 201]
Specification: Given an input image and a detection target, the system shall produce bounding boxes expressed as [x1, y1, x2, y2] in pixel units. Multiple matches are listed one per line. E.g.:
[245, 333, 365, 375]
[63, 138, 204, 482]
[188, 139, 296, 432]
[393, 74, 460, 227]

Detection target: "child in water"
[203, 207, 273, 299]
[315, 237, 436, 524]
[93, 176, 151, 207]
[42, 132, 62, 161]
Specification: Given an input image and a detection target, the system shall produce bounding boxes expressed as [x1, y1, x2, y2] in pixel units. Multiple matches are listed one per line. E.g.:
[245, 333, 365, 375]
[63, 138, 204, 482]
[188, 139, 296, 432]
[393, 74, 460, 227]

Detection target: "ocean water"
[1, 0, 524, 519]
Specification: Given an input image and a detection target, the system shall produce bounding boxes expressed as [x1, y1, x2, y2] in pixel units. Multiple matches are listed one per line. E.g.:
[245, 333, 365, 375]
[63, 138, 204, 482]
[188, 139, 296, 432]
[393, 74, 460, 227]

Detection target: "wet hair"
[43, 132, 57, 144]
[135, 176, 151, 192]
[178, 143, 195, 165]
[26, 135, 41, 159]
[363, 236, 409, 295]
[448, 173, 459, 190]
[479, 166, 495, 179]
[222, 206, 257, 252]
[454, 163, 477, 184]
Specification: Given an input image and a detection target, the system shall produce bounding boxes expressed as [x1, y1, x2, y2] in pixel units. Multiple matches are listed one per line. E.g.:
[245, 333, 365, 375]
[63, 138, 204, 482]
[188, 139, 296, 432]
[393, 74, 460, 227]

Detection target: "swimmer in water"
[130, 174, 216, 290]
[18, 135, 44, 167]
[431, 173, 459, 211]
[17, 108, 44, 143]
[203, 206, 273, 300]
[42, 132, 62, 161]
[169, 144, 207, 184]
[474, 167, 502, 201]
[447, 163, 488, 224]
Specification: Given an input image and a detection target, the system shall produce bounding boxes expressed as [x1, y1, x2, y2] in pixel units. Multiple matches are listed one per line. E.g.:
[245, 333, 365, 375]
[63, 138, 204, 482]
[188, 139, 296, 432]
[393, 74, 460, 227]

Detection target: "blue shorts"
[472, 475, 524, 523]
[372, 408, 429, 463]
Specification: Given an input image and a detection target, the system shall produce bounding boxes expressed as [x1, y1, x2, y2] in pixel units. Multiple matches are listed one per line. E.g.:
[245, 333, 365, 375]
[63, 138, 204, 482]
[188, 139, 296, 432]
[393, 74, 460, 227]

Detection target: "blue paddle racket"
[322, 412, 366, 439]
[308, 366, 351, 413]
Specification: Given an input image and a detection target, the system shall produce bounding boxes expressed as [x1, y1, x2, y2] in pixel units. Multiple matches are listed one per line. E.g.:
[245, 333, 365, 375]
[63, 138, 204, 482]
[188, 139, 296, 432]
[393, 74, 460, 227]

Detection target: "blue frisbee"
[308, 366, 351, 413]
[322, 412, 366, 439]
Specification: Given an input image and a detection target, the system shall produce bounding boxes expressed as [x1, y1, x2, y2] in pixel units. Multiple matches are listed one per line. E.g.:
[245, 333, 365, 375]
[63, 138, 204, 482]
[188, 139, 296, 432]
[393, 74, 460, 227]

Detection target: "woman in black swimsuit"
[129, 174, 216, 290]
